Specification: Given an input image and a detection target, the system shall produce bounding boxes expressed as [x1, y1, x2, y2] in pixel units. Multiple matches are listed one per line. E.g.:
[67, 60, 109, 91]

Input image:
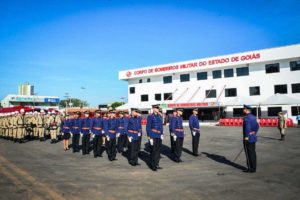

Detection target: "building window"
[141, 94, 148, 102]
[236, 67, 249, 76]
[163, 76, 172, 84]
[212, 70, 222, 79]
[233, 108, 244, 117]
[164, 93, 172, 100]
[197, 72, 207, 80]
[129, 87, 135, 94]
[139, 79, 143, 83]
[292, 83, 300, 93]
[147, 78, 151, 82]
[249, 86, 260, 96]
[225, 88, 237, 97]
[155, 93, 161, 101]
[180, 74, 190, 82]
[224, 69, 234, 78]
[205, 90, 216, 98]
[265, 63, 280, 73]
[268, 107, 282, 117]
[274, 84, 287, 94]
[291, 106, 300, 116]
[290, 60, 300, 71]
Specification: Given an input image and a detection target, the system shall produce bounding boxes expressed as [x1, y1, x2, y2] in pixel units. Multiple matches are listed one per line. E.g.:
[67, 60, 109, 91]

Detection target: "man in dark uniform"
[71, 112, 81, 153]
[104, 110, 119, 161]
[80, 111, 91, 155]
[169, 110, 177, 154]
[137, 110, 143, 156]
[91, 110, 104, 158]
[189, 108, 200, 156]
[146, 104, 164, 171]
[243, 105, 259, 173]
[117, 111, 127, 153]
[127, 108, 142, 166]
[170, 108, 185, 163]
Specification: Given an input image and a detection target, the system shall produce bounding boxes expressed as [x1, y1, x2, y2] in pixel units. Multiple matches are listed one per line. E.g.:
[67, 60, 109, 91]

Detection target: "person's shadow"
[258, 136, 281, 141]
[202, 152, 247, 171]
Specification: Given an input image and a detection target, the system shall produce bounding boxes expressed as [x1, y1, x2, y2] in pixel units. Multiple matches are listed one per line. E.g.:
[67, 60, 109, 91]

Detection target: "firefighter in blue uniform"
[71, 112, 81, 153]
[80, 111, 91, 155]
[146, 104, 164, 171]
[170, 108, 185, 163]
[189, 108, 200, 156]
[127, 108, 142, 166]
[169, 109, 177, 154]
[243, 105, 259, 173]
[61, 114, 72, 151]
[137, 110, 143, 155]
[105, 110, 119, 161]
[91, 110, 104, 158]
[117, 111, 128, 153]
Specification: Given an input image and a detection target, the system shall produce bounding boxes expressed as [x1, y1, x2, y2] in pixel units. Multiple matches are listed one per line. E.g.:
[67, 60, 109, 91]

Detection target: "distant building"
[1, 94, 59, 109]
[18, 82, 34, 95]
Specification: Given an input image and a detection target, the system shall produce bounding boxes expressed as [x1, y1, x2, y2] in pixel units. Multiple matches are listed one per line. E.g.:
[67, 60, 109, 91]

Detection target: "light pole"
[63, 93, 70, 114]
[80, 87, 86, 108]
[33, 93, 38, 109]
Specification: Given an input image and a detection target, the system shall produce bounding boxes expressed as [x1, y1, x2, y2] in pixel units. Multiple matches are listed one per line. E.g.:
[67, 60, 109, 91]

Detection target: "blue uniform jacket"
[146, 113, 163, 139]
[169, 115, 174, 131]
[104, 118, 119, 139]
[189, 115, 200, 132]
[138, 116, 143, 134]
[71, 118, 81, 134]
[117, 117, 127, 135]
[62, 119, 72, 133]
[80, 118, 91, 134]
[91, 117, 103, 135]
[243, 113, 259, 143]
[171, 116, 184, 138]
[127, 117, 141, 141]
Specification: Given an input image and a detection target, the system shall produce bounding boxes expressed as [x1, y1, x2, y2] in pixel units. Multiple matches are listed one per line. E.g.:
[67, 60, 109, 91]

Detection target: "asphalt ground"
[0, 126, 299, 200]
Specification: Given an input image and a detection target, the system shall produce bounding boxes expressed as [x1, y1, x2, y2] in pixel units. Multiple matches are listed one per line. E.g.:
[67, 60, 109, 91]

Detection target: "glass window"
[236, 67, 249, 76]
[129, 87, 135, 94]
[141, 94, 148, 102]
[205, 90, 216, 98]
[197, 72, 207, 80]
[290, 60, 300, 71]
[274, 84, 287, 94]
[155, 93, 161, 101]
[163, 76, 172, 84]
[180, 74, 190, 82]
[249, 86, 260, 96]
[268, 107, 282, 116]
[212, 70, 222, 79]
[139, 79, 143, 83]
[224, 69, 234, 78]
[265, 63, 280, 73]
[292, 83, 300, 93]
[233, 108, 244, 117]
[164, 93, 172, 100]
[147, 78, 151, 82]
[225, 88, 237, 97]
[291, 106, 300, 116]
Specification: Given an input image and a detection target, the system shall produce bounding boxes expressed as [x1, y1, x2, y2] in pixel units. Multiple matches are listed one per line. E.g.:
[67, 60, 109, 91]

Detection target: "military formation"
[0, 104, 259, 173]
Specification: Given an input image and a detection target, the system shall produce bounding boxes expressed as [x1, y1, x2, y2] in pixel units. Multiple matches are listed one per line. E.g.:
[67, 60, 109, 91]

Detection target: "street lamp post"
[63, 93, 70, 114]
[80, 87, 86, 108]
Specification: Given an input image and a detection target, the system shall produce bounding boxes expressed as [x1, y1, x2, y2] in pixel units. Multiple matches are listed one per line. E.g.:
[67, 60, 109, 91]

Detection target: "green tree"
[59, 98, 89, 108]
[110, 102, 125, 109]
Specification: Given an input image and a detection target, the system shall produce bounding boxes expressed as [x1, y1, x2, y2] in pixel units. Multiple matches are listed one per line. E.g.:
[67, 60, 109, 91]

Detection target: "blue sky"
[0, 0, 299, 107]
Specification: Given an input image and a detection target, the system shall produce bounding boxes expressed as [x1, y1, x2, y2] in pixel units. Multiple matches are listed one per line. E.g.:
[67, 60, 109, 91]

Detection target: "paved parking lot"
[0, 126, 299, 200]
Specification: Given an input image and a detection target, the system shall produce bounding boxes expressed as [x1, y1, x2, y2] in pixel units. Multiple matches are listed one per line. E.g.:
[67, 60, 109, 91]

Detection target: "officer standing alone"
[189, 108, 201, 156]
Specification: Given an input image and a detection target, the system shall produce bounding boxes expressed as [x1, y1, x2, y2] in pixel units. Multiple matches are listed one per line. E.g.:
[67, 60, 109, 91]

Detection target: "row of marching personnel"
[0, 105, 201, 171]
[0, 109, 62, 143]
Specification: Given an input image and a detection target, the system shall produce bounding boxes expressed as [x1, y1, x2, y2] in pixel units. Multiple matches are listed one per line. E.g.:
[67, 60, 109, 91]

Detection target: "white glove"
[80, 133, 83, 137]
[106, 135, 110, 141]
[61, 132, 64, 136]
[92, 134, 95, 139]
[70, 133, 73, 137]
[160, 135, 164, 140]
[102, 130, 105, 134]
[117, 133, 120, 138]
[138, 132, 141, 137]
[192, 131, 196, 136]
[171, 132, 175, 137]
[149, 138, 154, 146]
[173, 135, 177, 141]
[128, 137, 132, 143]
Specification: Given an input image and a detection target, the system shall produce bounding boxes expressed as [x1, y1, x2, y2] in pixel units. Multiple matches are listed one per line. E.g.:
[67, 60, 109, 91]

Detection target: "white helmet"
[20, 109, 25, 113]
[41, 109, 45, 113]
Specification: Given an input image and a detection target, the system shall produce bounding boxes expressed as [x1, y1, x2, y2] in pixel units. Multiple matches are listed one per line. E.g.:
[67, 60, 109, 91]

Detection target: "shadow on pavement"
[258, 136, 281, 141]
[202, 152, 247, 171]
